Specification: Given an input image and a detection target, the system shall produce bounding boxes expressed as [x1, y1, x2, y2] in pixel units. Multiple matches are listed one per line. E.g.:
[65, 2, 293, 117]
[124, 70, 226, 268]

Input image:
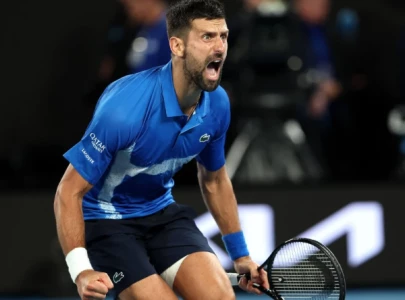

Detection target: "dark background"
[1, 0, 404, 189]
[1, 0, 405, 297]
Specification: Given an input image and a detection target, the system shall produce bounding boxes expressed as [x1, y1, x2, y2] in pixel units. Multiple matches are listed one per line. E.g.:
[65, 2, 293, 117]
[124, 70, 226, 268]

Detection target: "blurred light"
[287, 56, 303, 71]
[306, 69, 317, 84]
[132, 37, 148, 53]
[388, 106, 405, 135]
[283, 119, 305, 145]
[257, 1, 288, 17]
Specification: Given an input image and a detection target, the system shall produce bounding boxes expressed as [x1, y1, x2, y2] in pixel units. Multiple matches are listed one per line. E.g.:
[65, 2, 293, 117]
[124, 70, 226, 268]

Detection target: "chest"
[130, 113, 217, 166]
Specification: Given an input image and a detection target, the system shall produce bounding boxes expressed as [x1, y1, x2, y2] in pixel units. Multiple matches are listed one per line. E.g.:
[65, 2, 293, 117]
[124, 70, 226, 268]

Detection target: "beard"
[183, 49, 223, 92]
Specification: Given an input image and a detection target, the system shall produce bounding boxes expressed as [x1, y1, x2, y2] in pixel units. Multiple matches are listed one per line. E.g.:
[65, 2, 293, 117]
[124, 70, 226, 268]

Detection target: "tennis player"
[54, 0, 268, 299]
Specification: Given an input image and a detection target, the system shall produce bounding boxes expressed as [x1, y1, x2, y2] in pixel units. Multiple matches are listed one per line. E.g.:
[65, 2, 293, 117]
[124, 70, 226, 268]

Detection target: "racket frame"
[231, 237, 346, 300]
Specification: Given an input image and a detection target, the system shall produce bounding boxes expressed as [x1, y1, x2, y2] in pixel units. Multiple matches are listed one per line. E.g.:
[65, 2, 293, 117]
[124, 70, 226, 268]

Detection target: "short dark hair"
[166, 0, 226, 38]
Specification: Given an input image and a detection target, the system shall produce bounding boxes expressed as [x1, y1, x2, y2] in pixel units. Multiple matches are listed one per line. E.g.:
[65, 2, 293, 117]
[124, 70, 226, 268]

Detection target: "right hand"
[76, 269, 114, 300]
[234, 256, 270, 295]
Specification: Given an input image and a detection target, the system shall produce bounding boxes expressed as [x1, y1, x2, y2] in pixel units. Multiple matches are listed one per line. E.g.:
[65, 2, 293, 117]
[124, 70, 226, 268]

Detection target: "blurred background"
[1, 0, 405, 299]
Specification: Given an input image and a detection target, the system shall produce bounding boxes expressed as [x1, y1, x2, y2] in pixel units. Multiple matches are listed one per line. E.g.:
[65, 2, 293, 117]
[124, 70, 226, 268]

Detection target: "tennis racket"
[228, 237, 346, 300]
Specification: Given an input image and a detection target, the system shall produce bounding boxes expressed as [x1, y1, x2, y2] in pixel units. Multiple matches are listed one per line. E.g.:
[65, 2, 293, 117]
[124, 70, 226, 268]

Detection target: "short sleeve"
[63, 110, 131, 185]
[63, 78, 135, 184]
[196, 94, 231, 172]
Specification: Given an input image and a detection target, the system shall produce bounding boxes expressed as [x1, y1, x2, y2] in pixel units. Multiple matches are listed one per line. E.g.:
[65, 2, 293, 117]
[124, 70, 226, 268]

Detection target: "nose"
[213, 36, 226, 54]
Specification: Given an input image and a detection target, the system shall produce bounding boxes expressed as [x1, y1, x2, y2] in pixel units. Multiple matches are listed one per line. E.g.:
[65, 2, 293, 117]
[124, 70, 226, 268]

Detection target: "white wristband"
[65, 247, 94, 283]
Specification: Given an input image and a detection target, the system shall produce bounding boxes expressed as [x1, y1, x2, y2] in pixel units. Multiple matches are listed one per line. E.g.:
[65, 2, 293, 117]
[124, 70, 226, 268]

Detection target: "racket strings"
[269, 242, 340, 299]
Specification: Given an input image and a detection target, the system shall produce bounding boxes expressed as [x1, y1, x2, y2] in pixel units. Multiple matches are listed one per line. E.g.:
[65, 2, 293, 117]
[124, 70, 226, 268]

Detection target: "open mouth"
[205, 59, 222, 81]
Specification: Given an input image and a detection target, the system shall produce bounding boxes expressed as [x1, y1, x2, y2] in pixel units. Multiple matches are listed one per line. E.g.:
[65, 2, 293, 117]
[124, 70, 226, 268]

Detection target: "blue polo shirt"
[63, 61, 230, 220]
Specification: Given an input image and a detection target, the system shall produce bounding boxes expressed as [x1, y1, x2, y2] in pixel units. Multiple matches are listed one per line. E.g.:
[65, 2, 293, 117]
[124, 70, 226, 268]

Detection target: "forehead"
[190, 18, 228, 33]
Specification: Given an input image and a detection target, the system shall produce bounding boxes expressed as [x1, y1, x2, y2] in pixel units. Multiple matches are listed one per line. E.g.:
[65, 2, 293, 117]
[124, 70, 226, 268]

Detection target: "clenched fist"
[76, 270, 114, 300]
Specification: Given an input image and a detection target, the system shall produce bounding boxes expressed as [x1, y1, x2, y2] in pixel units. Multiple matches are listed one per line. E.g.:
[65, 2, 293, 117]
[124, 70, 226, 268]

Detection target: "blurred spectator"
[290, 0, 356, 179]
[120, 0, 171, 73]
[85, 0, 172, 127]
[223, 0, 362, 184]
[388, 25, 405, 177]
[97, 0, 171, 85]
[293, 0, 342, 118]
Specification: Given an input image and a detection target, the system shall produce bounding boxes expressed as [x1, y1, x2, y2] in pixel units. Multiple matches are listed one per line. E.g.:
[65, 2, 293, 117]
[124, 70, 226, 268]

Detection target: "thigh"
[118, 274, 178, 300]
[173, 252, 235, 300]
[86, 228, 156, 298]
[146, 204, 214, 275]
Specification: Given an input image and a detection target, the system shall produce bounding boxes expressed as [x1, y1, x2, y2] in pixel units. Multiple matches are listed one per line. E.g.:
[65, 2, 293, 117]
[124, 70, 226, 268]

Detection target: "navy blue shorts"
[85, 203, 214, 298]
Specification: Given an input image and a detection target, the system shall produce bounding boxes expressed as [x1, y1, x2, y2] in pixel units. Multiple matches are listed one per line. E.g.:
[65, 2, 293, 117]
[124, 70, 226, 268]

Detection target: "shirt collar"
[161, 61, 183, 117]
[199, 91, 210, 118]
[161, 60, 209, 118]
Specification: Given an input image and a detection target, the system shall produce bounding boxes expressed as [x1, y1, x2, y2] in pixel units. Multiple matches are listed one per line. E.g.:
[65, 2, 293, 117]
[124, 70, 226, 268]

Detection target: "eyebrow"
[199, 28, 229, 34]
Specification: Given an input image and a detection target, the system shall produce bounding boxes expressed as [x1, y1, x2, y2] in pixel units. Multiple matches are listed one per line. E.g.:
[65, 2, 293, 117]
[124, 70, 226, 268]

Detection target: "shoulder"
[95, 66, 163, 119]
[91, 66, 164, 138]
[104, 66, 162, 98]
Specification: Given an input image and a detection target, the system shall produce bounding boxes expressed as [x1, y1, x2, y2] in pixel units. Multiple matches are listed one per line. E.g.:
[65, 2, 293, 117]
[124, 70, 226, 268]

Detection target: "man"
[98, 0, 172, 83]
[291, 0, 362, 180]
[120, 0, 171, 74]
[54, 1, 268, 300]
[293, 0, 342, 118]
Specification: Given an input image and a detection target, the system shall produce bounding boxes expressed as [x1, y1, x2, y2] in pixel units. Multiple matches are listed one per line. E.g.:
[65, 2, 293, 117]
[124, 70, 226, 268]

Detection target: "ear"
[169, 36, 185, 58]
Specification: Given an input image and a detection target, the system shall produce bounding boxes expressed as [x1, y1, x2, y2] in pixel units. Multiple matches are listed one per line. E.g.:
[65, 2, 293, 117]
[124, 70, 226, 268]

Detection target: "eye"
[202, 34, 211, 41]
[220, 34, 228, 41]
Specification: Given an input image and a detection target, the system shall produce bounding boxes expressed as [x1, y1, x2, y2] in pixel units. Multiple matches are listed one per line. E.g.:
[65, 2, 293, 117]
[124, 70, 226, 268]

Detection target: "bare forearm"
[54, 189, 86, 256]
[198, 174, 241, 235]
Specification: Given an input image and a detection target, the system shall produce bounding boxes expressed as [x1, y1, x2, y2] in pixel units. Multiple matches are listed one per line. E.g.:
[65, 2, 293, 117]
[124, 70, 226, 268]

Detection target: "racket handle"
[229, 274, 277, 299]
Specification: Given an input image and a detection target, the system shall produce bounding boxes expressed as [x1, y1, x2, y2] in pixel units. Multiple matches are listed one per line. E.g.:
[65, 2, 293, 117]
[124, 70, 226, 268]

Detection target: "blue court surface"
[234, 289, 405, 299]
[2, 289, 405, 300]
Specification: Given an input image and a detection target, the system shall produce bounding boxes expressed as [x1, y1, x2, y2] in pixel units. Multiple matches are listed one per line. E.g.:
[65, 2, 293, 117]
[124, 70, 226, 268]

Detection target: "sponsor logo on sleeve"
[81, 148, 94, 164]
[90, 133, 106, 153]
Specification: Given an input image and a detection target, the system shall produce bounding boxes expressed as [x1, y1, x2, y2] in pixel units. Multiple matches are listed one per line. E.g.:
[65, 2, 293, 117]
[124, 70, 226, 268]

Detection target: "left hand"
[234, 256, 269, 295]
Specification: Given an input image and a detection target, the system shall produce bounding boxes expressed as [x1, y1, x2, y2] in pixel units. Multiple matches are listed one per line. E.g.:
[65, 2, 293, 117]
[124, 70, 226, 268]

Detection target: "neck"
[172, 58, 202, 113]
